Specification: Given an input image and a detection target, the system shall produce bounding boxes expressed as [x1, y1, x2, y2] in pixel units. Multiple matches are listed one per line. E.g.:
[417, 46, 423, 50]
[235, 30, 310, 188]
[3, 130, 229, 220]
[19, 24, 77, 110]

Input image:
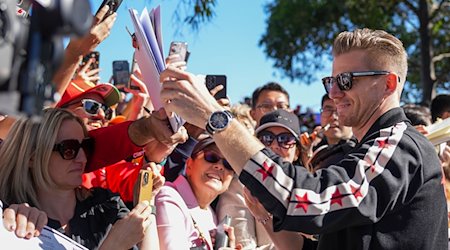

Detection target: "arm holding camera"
[52, 4, 117, 96]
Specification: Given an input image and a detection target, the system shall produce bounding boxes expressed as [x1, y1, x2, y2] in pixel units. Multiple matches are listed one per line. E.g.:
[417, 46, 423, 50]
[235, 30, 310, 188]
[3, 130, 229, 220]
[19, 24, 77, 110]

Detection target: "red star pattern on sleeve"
[257, 161, 275, 181]
[295, 193, 310, 213]
[377, 138, 390, 148]
[331, 188, 344, 206]
[350, 184, 363, 200]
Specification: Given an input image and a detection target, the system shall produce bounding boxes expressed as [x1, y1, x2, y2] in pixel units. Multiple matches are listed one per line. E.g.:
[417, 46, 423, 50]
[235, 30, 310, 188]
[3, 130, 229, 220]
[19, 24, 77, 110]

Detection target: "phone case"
[205, 75, 227, 100]
[138, 169, 153, 203]
[112, 60, 130, 86]
[169, 41, 189, 63]
[214, 215, 232, 250]
[96, 0, 123, 18]
[81, 52, 100, 71]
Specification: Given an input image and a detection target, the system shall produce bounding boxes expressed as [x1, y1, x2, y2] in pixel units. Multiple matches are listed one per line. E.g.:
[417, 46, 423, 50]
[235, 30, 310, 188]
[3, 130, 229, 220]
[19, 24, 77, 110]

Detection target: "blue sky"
[91, 0, 330, 112]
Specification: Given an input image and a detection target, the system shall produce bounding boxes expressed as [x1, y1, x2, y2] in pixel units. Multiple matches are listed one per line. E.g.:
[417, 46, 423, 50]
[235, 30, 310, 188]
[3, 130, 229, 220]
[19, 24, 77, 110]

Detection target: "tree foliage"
[259, 0, 450, 105]
[172, 0, 217, 33]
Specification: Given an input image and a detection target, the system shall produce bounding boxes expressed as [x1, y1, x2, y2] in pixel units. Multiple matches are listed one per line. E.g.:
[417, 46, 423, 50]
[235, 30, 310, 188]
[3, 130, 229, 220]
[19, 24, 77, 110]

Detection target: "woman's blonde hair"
[0, 108, 87, 207]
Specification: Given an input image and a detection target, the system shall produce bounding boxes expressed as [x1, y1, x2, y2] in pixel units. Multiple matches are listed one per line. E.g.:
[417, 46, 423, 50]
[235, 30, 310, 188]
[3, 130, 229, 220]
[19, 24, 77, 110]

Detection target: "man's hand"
[3, 203, 48, 239]
[128, 108, 188, 147]
[72, 58, 101, 84]
[160, 66, 222, 129]
[66, 5, 117, 58]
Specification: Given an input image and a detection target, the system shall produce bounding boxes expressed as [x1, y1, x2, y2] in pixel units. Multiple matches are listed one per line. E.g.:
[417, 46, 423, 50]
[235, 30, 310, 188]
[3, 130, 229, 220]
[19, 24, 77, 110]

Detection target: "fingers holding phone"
[206, 75, 228, 102]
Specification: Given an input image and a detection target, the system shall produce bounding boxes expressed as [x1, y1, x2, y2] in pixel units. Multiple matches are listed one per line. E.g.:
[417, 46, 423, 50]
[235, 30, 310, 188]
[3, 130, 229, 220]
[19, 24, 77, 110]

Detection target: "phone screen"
[206, 75, 227, 100]
[112, 60, 130, 87]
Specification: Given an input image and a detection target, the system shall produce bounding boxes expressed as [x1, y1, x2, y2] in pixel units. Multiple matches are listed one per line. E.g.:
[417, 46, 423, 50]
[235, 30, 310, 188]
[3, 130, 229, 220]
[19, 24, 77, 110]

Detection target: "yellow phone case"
[138, 169, 153, 203]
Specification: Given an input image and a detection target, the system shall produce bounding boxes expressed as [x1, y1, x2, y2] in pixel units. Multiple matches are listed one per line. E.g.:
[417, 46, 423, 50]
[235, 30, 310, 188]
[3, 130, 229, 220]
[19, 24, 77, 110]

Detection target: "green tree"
[259, 0, 450, 105]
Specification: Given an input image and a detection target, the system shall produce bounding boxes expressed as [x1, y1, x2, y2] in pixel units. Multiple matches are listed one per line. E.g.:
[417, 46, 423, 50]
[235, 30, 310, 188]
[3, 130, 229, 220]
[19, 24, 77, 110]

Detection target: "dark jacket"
[240, 108, 447, 250]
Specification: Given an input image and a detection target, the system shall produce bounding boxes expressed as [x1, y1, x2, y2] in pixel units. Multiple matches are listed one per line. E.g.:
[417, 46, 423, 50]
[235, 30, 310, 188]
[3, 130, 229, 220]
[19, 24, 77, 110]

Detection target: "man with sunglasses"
[55, 80, 187, 173]
[160, 28, 447, 249]
[56, 81, 119, 130]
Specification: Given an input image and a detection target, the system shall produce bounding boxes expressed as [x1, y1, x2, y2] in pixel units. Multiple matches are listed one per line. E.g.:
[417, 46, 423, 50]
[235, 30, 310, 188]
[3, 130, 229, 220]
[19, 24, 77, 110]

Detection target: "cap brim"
[255, 122, 299, 138]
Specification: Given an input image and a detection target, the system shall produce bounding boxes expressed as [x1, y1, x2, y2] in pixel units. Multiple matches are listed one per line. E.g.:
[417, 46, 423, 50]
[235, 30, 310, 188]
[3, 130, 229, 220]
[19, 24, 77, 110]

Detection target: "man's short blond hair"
[333, 28, 408, 84]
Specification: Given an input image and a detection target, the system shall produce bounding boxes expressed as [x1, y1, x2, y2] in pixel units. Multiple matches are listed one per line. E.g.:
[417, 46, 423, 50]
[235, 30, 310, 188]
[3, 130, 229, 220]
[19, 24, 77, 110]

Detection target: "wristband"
[150, 204, 157, 216]
[257, 213, 273, 225]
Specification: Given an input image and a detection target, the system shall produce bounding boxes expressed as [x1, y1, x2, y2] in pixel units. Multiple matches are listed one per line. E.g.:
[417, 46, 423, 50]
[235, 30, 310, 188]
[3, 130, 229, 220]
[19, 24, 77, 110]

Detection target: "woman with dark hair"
[156, 136, 236, 250]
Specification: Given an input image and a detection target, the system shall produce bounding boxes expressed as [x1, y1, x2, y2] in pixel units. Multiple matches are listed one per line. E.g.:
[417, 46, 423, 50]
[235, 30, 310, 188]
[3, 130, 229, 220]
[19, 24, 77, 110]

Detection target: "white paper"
[129, 6, 185, 132]
[0, 203, 88, 250]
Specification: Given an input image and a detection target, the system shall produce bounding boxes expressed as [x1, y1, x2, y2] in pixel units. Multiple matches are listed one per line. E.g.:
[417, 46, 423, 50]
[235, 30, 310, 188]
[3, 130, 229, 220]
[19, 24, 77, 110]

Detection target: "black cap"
[255, 110, 300, 138]
[191, 136, 216, 157]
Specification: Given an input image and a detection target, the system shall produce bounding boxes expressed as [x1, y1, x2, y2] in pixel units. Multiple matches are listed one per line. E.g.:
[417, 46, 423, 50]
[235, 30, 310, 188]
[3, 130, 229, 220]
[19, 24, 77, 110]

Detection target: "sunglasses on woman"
[257, 131, 297, 149]
[53, 138, 93, 160]
[81, 99, 113, 120]
[200, 150, 233, 171]
[321, 71, 390, 94]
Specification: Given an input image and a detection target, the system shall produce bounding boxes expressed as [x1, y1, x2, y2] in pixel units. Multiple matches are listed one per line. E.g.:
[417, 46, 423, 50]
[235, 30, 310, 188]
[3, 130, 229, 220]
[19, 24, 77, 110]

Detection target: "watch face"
[210, 112, 230, 130]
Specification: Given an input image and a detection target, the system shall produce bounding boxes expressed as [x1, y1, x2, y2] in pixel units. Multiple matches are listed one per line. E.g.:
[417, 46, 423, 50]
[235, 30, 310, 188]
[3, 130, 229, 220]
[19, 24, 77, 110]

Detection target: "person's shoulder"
[76, 187, 128, 212]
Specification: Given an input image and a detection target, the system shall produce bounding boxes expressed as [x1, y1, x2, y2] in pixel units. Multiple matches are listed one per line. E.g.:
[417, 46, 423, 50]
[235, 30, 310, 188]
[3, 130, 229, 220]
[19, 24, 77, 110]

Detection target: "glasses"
[200, 150, 233, 171]
[53, 138, 93, 160]
[257, 131, 297, 149]
[80, 99, 113, 120]
[255, 103, 290, 113]
[320, 107, 338, 117]
[322, 71, 390, 94]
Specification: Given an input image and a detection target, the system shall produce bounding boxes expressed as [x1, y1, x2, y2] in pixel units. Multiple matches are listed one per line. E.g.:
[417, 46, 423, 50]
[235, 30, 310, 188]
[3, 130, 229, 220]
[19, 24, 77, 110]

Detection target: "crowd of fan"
[0, 5, 449, 250]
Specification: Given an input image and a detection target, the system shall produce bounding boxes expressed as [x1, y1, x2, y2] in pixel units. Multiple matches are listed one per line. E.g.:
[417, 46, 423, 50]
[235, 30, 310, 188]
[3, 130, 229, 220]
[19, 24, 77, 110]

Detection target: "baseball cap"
[191, 135, 216, 157]
[255, 109, 300, 138]
[56, 80, 121, 108]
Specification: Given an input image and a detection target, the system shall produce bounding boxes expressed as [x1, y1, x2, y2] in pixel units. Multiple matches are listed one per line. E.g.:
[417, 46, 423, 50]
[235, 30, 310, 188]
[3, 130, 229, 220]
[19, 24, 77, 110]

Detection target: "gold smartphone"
[138, 169, 153, 203]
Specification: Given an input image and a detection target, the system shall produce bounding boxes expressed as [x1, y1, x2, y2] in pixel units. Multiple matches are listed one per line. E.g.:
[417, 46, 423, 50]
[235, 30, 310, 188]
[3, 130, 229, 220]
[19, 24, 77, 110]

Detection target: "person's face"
[186, 145, 234, 198]
[251, 90, 289, 125]
[258, 126, 298, 163]
[329, 50, 387, 131]
[321, 99, 352, 142]
[64, 93, 110, 130]
[48, 120, 87, 190]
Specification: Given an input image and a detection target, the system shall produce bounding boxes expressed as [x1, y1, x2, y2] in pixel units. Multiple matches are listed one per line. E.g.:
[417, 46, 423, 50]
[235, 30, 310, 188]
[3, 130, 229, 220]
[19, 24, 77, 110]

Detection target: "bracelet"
[149, 204, 157, 216]
[257, 213, 273, 225]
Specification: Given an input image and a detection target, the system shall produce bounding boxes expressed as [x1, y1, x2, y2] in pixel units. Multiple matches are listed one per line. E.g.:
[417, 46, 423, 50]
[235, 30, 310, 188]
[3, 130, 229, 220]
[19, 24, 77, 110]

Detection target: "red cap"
[57, 81, 121, 108]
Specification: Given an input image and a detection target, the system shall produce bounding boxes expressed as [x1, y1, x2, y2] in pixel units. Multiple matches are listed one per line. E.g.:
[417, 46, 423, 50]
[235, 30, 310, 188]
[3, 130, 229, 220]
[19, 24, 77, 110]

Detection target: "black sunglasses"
[321, 71, 390, 94]
[257, 131, 297, 149]
[53, 138, 93, 160]
[200, 150, 233, 171]
[81, 99, 113, 120]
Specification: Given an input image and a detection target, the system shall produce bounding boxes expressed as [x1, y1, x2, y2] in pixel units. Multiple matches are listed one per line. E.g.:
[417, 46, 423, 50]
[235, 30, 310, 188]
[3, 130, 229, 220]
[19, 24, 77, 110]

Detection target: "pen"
[143, 107, 151, 115]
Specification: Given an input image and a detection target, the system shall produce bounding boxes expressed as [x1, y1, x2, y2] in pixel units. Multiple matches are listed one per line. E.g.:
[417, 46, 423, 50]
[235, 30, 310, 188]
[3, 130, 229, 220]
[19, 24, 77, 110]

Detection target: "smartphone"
[95, 0, 123, 20]
[81, 51, 100, 71]
[112, 60, 130, 88]
[168, 41, 190, 63]
[205, 75, 227, 100]
[138, 169, 153, 203]
[214, 215, 232, 250]
[128, 53, 140, 90]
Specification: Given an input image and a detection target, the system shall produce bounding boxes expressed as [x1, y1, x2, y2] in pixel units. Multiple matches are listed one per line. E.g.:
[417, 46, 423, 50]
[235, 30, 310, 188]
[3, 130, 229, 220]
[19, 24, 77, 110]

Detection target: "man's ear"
[185, 157, 193, 175]
[250, 108, 257, 121]
[385, 73, 398, 93]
